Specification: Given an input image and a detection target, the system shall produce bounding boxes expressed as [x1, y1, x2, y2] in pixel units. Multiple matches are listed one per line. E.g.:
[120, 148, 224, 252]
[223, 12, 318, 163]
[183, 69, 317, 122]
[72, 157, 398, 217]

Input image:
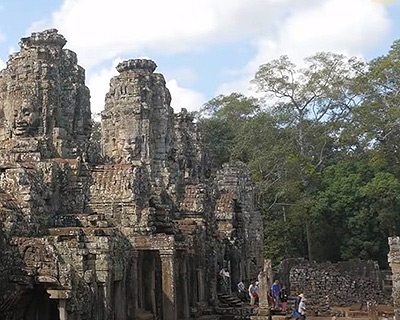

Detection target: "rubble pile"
[277, 259, 389, 316]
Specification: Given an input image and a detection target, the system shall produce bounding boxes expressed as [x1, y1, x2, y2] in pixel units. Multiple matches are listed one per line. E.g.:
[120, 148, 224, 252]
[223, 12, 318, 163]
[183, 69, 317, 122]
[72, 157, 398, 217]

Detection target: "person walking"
[280, 286, 288, 312]
[271, 280, 280, 309]
[248, 281, 258, 305]
[237, 280, 245, 301]
[292, 293, 303, 320]
[298, 294, 306, 320]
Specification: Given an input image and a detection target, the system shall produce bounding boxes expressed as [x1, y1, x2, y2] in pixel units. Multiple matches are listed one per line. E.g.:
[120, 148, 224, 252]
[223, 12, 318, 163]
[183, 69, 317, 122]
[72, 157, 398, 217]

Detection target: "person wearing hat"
[292, 293, 303, 319]
[298, 294, 306, 320]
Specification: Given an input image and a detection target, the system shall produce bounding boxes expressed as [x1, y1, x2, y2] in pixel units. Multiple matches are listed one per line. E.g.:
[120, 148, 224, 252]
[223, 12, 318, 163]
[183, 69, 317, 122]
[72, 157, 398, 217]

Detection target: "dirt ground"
[272, 304, 394, 320]
[316, 304, 394, 320]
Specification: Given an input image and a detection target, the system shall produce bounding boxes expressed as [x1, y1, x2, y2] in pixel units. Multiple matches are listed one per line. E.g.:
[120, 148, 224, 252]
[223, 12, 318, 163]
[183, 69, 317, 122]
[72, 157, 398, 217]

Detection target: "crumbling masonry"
[0, 29, 264, 320]
[389, 237, 400, 320]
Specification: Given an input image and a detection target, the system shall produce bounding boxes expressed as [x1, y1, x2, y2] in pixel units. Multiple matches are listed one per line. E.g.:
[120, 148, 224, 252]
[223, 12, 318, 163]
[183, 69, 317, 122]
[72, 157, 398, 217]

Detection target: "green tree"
[88, 115, 102, 163]
[198, 93, 259, 169]
[252, 53, 364, 159]
[350, 40, 400, 172]
[198, 43, 400, 267]
[250, 53, 364, 261]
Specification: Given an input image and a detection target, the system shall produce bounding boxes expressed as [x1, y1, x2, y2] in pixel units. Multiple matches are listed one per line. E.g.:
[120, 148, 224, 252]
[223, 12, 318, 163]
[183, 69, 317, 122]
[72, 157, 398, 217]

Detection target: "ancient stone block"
[0, 30, 264, 320]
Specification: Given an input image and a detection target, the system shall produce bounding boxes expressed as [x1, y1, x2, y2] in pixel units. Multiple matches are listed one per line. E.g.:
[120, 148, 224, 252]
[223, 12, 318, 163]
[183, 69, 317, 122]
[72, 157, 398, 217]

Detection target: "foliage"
[197, 93, 259, 169]
[87, 115, 102, 163]
[198, 40, 400, 267]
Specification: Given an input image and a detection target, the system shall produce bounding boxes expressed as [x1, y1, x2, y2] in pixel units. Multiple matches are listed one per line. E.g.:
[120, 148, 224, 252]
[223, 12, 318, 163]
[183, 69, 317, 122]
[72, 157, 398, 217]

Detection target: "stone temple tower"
[101, 59, 174, 166]
[0, 30, 264, 320]
[0, 29, 91, 160]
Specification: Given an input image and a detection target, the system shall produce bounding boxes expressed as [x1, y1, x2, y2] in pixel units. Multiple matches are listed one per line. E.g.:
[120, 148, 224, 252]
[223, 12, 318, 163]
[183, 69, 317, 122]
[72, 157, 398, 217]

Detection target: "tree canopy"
[198, 40, 400, 267]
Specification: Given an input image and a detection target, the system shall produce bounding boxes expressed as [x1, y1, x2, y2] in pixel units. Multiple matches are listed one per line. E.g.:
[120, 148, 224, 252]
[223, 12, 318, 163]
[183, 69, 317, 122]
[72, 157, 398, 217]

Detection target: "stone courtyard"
[0, 29, 264, 320]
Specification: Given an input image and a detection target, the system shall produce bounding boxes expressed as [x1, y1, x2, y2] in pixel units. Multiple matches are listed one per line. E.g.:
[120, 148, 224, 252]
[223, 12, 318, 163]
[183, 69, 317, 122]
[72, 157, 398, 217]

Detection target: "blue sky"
[0, 0, 400, 114]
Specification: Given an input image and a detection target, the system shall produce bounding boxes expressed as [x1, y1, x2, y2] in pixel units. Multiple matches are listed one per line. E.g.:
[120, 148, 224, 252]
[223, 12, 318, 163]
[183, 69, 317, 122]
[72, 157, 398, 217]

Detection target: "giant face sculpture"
[13, 100, 40, 137]
[5, 98, 40, 138]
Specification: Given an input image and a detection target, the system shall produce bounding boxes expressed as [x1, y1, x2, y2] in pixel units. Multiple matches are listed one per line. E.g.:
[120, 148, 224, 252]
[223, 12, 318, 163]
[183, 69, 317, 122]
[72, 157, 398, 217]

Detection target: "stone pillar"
[197, 268, 205, 302]
[160, 249, 177, 320]
[59, 299, 68, 320]
[367, 301, 378, 320]
[126, 251, 138, 319]
[251, 259, 271, 319]
[259, 259, 271, 315]
[389, 237, 400, 320]
[182, 255, 190, 320]
[47, 290, 70, 320]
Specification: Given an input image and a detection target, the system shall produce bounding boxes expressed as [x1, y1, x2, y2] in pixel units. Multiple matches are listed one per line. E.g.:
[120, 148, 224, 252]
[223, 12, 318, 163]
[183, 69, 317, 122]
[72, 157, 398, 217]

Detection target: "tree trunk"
[305, 221, 312, 261]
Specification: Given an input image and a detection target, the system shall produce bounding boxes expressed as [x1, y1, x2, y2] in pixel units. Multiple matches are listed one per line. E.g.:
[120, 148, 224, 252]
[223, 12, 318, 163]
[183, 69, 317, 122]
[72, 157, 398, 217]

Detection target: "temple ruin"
[389, 237, 400, 320]
[0, 29, 264, 319]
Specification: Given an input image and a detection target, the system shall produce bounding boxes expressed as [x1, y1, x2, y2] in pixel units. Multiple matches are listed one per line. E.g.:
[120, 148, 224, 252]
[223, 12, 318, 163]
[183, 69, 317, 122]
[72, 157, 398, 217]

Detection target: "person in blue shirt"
[271, 280, 280, 309]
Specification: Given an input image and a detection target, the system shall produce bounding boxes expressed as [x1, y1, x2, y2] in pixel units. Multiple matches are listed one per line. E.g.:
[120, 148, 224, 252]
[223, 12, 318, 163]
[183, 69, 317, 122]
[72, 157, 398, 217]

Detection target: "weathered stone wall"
[276, 258, 388, 316]
[0, 29, 91, 160]
[102, 59, 173, 165]
[214, 162, 264, 287]
[0, 29, 264, 320]
[389, 237, 400, 320]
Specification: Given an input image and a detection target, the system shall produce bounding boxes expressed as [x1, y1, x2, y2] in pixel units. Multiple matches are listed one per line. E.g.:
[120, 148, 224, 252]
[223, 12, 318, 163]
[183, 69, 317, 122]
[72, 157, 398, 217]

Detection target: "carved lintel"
[47, 289, 71, 300]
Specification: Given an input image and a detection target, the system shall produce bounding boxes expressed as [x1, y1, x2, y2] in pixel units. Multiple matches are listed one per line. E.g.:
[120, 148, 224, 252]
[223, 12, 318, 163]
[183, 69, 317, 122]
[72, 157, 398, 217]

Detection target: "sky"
[0, 0, 399, 114]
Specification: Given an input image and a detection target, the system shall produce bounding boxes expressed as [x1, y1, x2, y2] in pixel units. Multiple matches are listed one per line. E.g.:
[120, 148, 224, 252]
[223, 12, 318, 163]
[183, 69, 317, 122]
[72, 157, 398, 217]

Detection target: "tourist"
[292, 293, 303, 319]
[248, 282, 254, 304]
[298, 294, 306, 320]
[280, 286, 288, 312]
[219, 267, 230, 293]
[248, 281, 258, 305]
[237, 280, 245, 301]
[219, 268, 230, 285]
[271, 279, 280, 309]
[255, 281, 260, 305]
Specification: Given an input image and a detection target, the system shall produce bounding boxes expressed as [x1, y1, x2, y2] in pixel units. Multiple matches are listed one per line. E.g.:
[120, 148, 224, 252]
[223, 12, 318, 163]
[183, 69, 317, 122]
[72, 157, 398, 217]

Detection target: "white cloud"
[31, 0, 314, 69]
[8, 46, 17, 55]
[87, 59, 205, 114]
[166, 68, 199, 86]
[28, 0, 392, 113]
[166, 79, 206, 112]
[217, 0, 391, 97]
[0, 58, 5, 70]
[86, 60, 120, 115]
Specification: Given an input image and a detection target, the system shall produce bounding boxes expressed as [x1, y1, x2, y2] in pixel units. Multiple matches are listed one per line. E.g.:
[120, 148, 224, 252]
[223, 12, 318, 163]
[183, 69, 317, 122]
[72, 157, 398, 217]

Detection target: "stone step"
[137, 310, 154, 320]
[195, 315, 220, 320]
[347, 310, 369, 317]
[271, 315, 289, 320]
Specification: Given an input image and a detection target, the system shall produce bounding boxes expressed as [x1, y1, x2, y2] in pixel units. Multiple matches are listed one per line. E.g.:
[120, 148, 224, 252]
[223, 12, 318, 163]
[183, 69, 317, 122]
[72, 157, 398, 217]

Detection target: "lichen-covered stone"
[0, 30, 264, 320]
[276, 258, 390, 316]
[0, 28, 91, 160]
[389, 237, 400, 320]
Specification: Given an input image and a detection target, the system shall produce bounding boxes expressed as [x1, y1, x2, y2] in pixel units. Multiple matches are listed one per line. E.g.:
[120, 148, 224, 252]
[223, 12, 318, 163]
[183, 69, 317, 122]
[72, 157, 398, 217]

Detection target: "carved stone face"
[11, 99, 40, 137]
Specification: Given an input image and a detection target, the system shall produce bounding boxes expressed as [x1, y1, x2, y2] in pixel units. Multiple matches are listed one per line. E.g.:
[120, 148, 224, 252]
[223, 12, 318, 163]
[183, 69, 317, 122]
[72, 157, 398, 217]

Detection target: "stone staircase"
[347, 310, 369, 318]
[137, 310, 154, 320]
[215, 293, 256, 319]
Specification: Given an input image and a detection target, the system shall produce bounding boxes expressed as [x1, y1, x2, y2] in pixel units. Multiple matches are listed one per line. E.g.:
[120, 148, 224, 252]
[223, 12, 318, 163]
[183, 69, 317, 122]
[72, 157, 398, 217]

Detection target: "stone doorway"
[176, 252, 189, 320]
[137, 250, 162, 318]
[22, 284, 59, 320]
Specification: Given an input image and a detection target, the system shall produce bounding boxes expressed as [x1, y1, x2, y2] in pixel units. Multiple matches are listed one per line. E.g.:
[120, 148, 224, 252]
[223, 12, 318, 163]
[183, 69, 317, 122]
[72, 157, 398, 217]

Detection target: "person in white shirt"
[298, 294, 306, 320]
